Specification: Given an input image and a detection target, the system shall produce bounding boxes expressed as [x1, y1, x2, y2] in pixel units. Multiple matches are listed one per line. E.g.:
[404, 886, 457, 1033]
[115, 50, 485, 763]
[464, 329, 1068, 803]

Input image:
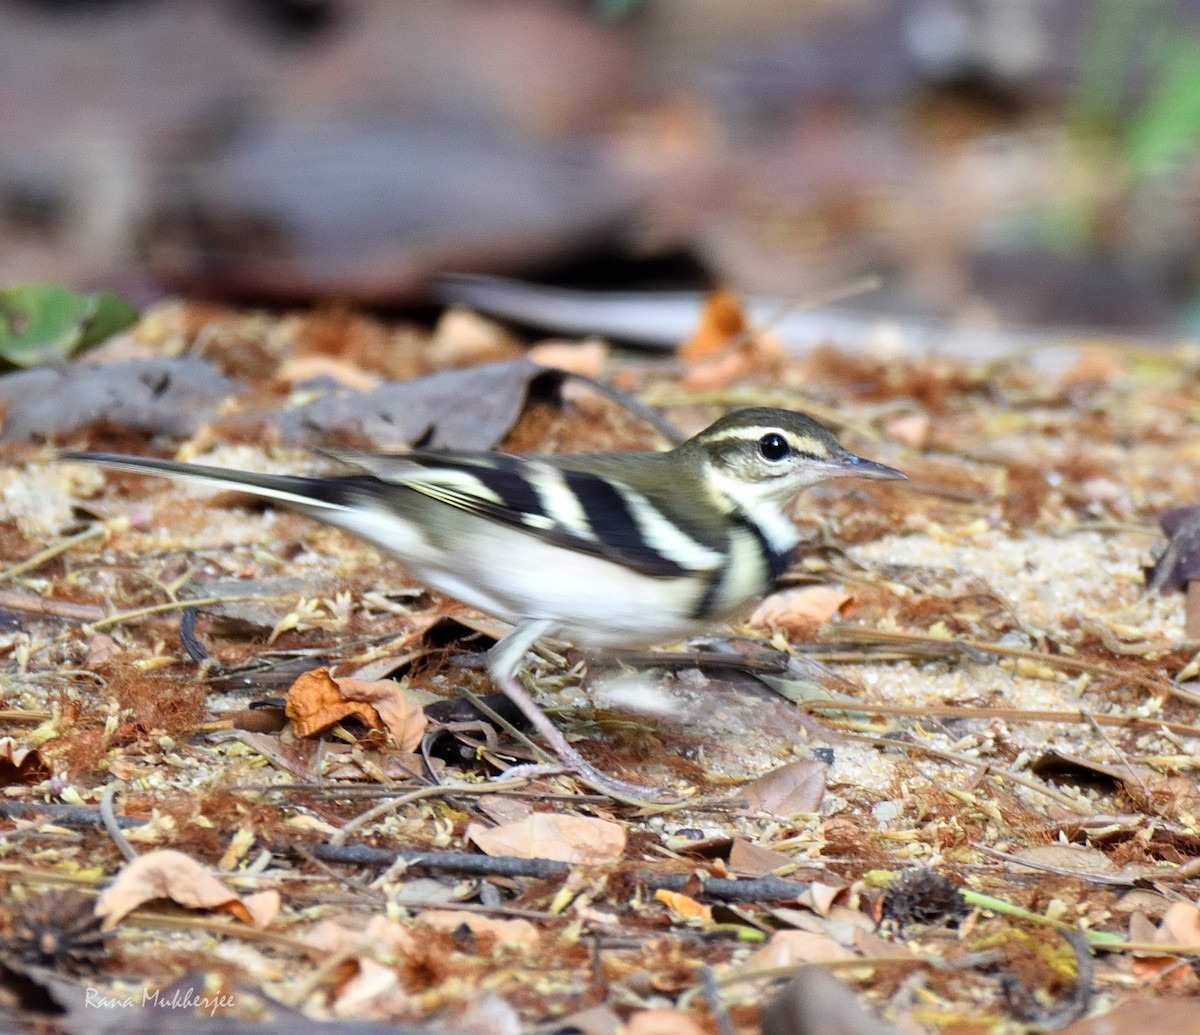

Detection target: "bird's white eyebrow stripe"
[702, 426, 831, 457]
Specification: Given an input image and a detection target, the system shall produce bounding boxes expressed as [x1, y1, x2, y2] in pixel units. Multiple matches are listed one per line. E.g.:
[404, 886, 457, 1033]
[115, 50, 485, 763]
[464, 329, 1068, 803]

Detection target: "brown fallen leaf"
[740, 759, 828, 816]
[466, 813, 626, 864]
[678, 288, 783, 390]
[625, 1008, 707, 1035]
[95, 849, 241, 926]
[329, 956, 410, 1021]
[728, 838, 793, 877]
[285, 668, 428, 748]
[762, 967, 902, 1035]
[0, 738, 49, 787]
[416, 910, 540, 948]
[1130, 901, 1200, 989]
[1061, 997, 1200, 1035]
[744, 930, 854, 972]
[304, 915, 417, 958]
[334, 676, 428, 752]
[750, 586, 850, 639]
[287, 668, 382, 738]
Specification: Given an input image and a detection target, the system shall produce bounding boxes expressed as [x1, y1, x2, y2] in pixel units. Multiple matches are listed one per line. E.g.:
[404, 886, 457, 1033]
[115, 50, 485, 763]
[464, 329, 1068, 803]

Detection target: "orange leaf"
[466, 813, 626, 864]
[678, 289, 748, 362]
[285, 667, 384, 738]
[335, 676, 428, 752]
[654, 889, 712, 922]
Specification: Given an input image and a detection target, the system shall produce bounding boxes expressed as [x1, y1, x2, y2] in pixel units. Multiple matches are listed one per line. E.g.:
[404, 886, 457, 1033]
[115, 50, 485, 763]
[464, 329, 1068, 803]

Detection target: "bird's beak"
[833, 451, 907, 481]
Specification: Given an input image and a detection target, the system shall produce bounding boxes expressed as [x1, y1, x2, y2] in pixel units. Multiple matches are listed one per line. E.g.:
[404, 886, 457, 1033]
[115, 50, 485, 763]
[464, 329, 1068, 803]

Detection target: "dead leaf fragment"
[0, 738, 49, 787]
[744, 930, 854, 971]
[762, 968, 903, 1035]
[285, 668, 427, 747]
[728, 838, 793, 877]
[740, 759, 828, 815]
[466, 813, 626, 864]
[1062, 998, 1200, 1035]
[625, 1008, 707, 1035]
[95, 849, 240, 925]
[678, 288, 783, 389]
[750, 586, 850, 639]
[334, 676, 428, 752]
[416, 910, 540, 948]
[287, 668, 382, 738]
[654, 889, 712, 922]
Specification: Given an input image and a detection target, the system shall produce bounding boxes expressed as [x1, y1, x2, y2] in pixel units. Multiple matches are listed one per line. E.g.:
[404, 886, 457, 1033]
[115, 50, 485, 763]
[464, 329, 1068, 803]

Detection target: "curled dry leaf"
[285, 667, 427, 749]
[95, 849, 240, 926]
[1130, 900, 1200, 986]
[335, 676, 428, 752]
[416, 910, 540, 949]
[466, 813, 626, 864]
[0, 738, 49, 787]
[740, 759, 828, 816]
[750, 586, 850, 639]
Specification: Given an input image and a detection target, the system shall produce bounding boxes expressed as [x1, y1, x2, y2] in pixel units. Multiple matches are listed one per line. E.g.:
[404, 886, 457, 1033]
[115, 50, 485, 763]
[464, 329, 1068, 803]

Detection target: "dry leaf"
[0, 738, 49, 787]
[740, 760, 828, 815]
[728, 838, 792, 877]
[467, 813, 626, 864]
[678, 288, 782, 390]
[625, 1009, 707, 1035]
[750, 586, 850, 639]
[330, 956, 409, 1020]
[762, 968, 902, 1035]
[95, 849, 241, 925]
[335, 676, 428, 752]
[286, 668, 383, 738]
[416, 910, 540, 948]
[304, 915, 416, 958]
[1061, 997, 1200, 1035]
[744, 930, 854, 971]
[679, 288, 749, 362]
[528, 338, 609, 376]
[654, 889, 712, 922]
[236, 890, 281, 929]
[798, 881, 844, 918]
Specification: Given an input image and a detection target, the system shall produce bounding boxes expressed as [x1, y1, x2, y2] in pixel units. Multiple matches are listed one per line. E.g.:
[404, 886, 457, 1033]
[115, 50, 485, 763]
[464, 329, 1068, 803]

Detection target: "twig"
[698, 965, 737, 1035]
[836, 730, 1093, 814]
[0, 589, 106, 621]
[330, 778, 533, 845]
[308, 844, 813, 901]
[972, 843, 1139, 887]
[99, 784, 138, 862]
[0, 522, 110, 583]
[800, 700, 1200, 739]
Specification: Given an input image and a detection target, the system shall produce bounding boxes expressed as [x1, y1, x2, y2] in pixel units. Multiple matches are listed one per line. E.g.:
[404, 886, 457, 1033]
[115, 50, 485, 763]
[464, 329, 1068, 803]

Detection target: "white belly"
[331, 503, 715, 647]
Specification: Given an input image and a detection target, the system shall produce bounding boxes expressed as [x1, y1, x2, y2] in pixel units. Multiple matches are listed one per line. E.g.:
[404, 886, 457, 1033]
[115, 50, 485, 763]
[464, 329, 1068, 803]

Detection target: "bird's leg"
[485, 620, 674, 805]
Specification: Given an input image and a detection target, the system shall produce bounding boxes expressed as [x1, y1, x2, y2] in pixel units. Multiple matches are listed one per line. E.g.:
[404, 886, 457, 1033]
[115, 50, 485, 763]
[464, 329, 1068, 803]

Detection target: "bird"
[64, 407, 904, 801]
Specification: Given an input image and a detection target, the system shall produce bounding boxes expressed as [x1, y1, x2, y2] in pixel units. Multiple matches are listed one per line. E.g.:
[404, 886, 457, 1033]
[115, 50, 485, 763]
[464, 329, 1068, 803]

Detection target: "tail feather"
[60, 452, 355, 512]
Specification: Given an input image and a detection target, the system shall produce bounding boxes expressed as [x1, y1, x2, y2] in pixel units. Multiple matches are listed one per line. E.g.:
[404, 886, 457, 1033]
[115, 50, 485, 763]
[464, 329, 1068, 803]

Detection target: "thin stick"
[0, 522, 110, 583]
[99, 785, 138, 862]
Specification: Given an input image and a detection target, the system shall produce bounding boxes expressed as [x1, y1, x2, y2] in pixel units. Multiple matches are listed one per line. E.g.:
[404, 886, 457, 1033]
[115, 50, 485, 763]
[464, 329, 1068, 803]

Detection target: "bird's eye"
[758, 433, 790, 462]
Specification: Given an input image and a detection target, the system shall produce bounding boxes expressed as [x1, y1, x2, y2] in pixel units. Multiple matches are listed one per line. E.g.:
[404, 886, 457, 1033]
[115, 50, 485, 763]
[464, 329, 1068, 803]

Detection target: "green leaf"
[0, 284, 138, 368]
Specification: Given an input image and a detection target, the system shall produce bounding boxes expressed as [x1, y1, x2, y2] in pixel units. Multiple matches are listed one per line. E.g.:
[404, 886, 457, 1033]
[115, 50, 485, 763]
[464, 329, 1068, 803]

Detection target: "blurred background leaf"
[0, 284, 137, 369]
